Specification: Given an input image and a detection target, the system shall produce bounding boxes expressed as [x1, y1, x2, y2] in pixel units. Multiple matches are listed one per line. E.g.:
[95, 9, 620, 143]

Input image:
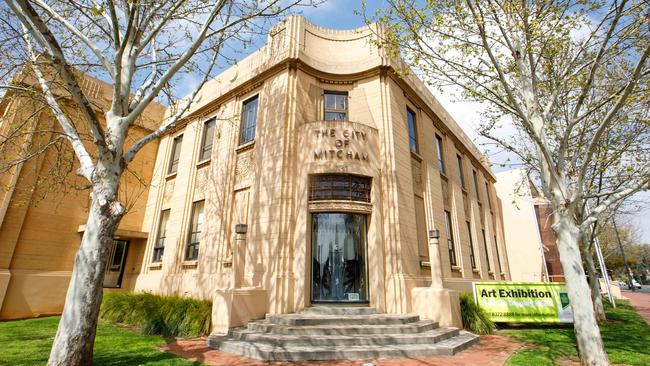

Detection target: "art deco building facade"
[132, 17, 510, 330]
[0, 17, 510, 330]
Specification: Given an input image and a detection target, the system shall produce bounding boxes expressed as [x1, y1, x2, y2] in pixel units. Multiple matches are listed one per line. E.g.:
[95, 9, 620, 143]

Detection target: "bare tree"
[1, 1, 313, 365]
[365, 1, 649, 365]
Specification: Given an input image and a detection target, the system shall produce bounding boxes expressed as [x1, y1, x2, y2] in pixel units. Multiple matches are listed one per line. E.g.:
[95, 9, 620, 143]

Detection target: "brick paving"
[160, 335, 523, 366]
[622, 289, 650, 324]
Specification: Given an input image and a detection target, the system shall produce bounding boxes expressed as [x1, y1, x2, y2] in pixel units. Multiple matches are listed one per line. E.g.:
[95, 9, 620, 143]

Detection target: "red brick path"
[622, 290, 650, 324]
[160, 335, 522, 366]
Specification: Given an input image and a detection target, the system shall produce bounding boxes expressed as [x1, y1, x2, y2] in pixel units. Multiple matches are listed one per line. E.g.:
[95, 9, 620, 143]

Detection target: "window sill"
[149, 263, 163, 270]
[461, 187, 468, 194]
[222, 259, 233, 268]
[196, 159, 211, 169]
[451, 265, 461, 272]
[439, 171, 448, 180]
[410, 151, 423, 161]
[181, 260, 198, 269]
[488, 270, 494, 275]
[236, 140, 255, 153]
[165, 172, 177, 181]
[420, 261, 431, 268]
[472, 269, 481, 274]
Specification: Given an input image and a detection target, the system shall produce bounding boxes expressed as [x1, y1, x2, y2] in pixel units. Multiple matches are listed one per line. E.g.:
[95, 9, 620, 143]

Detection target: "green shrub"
[100, 292, 211, 337]
[459, 292, 494, 334]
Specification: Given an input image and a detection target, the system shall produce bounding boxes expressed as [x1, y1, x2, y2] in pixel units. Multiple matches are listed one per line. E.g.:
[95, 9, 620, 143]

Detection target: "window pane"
[324, 92, 348, 121]
[435, 135, 445, 174]
[200, 119, 216, 161]
[240, 96, 258, 145]
[325, 112, 346, 121]
[407, 109, 418, 153]
[186, 201, 205, 261]
[457, 155, 465, 188]
[310, 174, 371, 202]
[445, 211, 456, 266]
[153, 210, 170, 262]
[168, 136, 183, 174]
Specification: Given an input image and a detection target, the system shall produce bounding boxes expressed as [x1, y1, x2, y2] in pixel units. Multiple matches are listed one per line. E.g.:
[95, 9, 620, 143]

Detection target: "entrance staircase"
[207, 307, 479, 361]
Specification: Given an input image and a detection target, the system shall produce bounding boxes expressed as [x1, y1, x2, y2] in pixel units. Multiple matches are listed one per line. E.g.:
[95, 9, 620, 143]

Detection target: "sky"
[298, 0, 650, 244]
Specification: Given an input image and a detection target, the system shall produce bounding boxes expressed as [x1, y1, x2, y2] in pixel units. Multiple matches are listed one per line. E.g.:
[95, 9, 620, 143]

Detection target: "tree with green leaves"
[365, 1, 649, 365]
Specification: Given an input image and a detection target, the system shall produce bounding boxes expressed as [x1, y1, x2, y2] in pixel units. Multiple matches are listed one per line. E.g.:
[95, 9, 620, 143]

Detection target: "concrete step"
[265, 313, 421, 326]
[213, 331, 479, 361]
[227, 327, 460, 347]
[247, 319, 439, 335]
[301, 306, 378, 316]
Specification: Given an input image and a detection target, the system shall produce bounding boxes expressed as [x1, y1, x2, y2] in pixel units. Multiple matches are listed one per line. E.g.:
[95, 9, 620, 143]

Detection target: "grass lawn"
[501, 300, 650, 366]
[0, 316, 201, 366]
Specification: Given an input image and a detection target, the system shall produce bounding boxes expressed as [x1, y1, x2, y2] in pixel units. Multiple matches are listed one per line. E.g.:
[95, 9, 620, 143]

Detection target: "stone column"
[411, 229, 462, 328]
[210, 223, 267, 336]
[233, 224, 247, 288]
[427, 229, 444, 289]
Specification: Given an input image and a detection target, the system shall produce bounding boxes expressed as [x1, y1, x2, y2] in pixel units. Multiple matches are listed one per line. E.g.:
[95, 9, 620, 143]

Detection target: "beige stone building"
[1, 17, 511, 337]
[0, 72, 164, 319]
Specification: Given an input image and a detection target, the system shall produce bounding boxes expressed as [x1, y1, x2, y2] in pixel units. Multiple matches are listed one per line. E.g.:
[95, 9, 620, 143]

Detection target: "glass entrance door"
[311, 213, 368, 303]
[103, 240, 129, 288]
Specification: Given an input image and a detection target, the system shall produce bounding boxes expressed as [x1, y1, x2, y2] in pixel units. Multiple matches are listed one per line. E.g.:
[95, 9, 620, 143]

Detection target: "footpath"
[622, 289, 650, 324]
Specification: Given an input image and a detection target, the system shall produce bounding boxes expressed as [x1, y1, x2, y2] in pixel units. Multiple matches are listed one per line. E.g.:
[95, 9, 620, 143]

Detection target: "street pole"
[612, 218, 635, 292]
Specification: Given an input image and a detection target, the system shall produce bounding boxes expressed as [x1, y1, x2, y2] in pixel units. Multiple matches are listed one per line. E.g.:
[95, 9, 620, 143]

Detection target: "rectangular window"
[467, 221, 477, 269]
[309, 174, 371, 202]
[153, 210, 170, 262]
[444, 210, 457, 267]
[494, 235, 502, 272]
[485, 182, 493, 210]
[457, 155, 465, 189]
[435, 134, 445, 174]
[407, 108, 418, 153]
[199, 118, 216, 162]
[168, 135, 183, 174]
[473, 170, 480, 199]
[324, 91, 348, 121]
[482, 229, 491, 272]
[239, 95, 258, 145]
[185, 200, 205, 261]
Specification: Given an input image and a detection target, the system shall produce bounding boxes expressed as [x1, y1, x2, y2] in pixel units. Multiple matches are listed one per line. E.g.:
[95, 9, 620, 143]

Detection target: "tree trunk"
[584, 244, 607, 321]
[554, 212, 609, 366]
[47, 184, 123, 366]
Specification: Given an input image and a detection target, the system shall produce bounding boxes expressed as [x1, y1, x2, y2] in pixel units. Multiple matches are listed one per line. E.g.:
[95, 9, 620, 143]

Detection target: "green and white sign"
[472, 282, 573, 323]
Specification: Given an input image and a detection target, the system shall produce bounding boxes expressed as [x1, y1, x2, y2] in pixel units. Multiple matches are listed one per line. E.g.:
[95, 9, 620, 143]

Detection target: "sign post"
[472, 282, 573, 323]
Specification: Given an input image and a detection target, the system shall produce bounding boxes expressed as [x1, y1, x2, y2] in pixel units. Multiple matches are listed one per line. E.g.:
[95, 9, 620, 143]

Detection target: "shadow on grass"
[500, 300, 650, 366]
[0, 316, 202, 366]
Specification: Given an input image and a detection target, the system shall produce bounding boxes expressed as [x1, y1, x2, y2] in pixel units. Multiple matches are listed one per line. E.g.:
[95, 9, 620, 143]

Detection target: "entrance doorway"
[103, 239, 129, 288]
[311, 213, 368, 303]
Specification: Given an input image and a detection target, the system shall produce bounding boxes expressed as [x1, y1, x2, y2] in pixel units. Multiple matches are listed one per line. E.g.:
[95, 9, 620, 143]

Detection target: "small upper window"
[435, 134, 445, 174]
[239, 96, 258, 145]
[457, 155, 465, 189]
[485, 182, 493, 209]
[324, 91, 348, 121]
[473, 170, 480, 198]
[407, 108, 418, 153]
[168, 135, 183, 174]
[199, 118, 216, 162]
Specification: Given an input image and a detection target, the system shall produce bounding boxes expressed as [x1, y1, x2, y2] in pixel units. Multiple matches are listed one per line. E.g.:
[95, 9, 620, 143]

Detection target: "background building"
[495, 169, 564, 282]
[0, 72, 164, 319]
